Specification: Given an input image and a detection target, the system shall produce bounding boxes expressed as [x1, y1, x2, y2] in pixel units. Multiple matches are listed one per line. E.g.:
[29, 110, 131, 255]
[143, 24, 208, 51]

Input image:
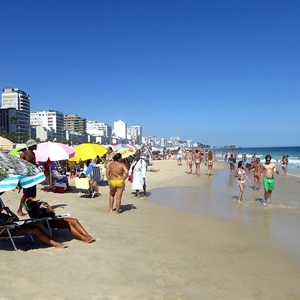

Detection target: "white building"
[160, 138, 167, 147]
[1, 87, 31, 137]
[127, 125, 142, 144]
[146, 136, 157, 146]
[86, 121, 112, 138]
[113, 120, 127, 140]
[186, 140, 193, 148]
[30, 110, 64, 141]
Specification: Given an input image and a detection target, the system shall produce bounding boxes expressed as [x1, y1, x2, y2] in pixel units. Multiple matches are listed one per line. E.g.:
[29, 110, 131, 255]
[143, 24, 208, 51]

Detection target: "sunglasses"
[266, 160, 271, 162]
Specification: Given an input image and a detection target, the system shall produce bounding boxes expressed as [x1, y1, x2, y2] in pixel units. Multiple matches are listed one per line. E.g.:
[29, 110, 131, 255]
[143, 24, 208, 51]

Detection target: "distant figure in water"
[235, 161, 251, 204]
[262, 155, 279, 206]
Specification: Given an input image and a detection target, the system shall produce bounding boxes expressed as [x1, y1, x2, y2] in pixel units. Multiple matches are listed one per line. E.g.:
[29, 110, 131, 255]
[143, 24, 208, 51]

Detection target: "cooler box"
[54, 182, 67, 193]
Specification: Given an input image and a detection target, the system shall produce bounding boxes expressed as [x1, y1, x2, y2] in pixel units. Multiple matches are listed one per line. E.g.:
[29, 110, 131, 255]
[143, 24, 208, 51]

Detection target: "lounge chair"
[75, 178, 95, 198]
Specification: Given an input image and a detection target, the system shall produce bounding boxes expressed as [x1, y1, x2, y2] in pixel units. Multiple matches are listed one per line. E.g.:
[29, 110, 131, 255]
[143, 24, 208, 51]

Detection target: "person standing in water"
[207, 151, 214, 176]
[106, 153, 128, 214]
[235, 161, 251, 204]
[262, 155, 279, 206]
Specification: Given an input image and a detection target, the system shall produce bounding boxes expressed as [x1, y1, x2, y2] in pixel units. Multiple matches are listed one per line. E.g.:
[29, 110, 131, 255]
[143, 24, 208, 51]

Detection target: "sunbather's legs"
[24, 222, 52, 239]
[11, 227, 67, 248]
[50, 219, 95, 243]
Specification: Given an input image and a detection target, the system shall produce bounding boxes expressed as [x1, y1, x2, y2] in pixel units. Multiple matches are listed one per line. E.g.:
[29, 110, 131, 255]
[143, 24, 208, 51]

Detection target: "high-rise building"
[160, 138, 167, 147]
[186, 140, 193, 148]
[64, 114, 86, 134]
[0, 107, 17, 135]
[127, 125, 142, 144]
[30, 110, 64, 141]
[113, 120, 127, 139]
[86, 121, 112, 137]
[1, 87, 30, 137]
[146, 136, 157, 145]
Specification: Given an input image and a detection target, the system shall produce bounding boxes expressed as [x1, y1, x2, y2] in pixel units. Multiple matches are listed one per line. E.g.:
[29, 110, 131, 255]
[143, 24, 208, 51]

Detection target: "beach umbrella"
[9, 146, 27, 157]
[35, 141, 76, 162]
[134, 145, 142, 150]
[116, 148, 136, 159]
[69, 143, 108, 162]
[0, 152, 45, 193]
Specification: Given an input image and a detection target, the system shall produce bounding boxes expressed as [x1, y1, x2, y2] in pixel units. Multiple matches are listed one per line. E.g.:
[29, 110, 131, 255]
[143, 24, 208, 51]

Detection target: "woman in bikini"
[194, 150, 202, 176]
[235, 161, 251, 204]
[186, 150, 194, 174]
[207, 151, 214, 176]
[251, 158, 263, 191]
[280, 155, 288, 176]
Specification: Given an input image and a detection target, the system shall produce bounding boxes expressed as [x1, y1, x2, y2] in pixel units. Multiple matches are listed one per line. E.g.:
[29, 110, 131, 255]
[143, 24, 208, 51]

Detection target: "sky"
[0, 0, 299, 147]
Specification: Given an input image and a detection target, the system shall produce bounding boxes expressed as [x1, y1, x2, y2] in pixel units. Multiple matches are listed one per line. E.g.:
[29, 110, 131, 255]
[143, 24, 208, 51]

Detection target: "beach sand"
[1, 160, 300, 299]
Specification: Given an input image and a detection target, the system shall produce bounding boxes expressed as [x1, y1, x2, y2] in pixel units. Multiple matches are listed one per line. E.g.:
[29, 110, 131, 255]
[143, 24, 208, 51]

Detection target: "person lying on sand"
[25, 199, 95, 243]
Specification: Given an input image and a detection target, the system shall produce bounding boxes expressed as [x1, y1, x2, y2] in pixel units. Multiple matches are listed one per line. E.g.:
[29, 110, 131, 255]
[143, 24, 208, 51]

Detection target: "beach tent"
[0, 137, 15, 150]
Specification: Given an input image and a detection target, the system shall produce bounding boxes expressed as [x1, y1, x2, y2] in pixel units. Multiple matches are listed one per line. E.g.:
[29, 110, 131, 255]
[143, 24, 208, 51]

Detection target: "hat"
[26, 139, 37, 148]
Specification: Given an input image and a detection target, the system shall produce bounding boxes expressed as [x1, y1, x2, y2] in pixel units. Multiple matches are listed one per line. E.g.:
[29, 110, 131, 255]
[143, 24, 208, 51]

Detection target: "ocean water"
[148, 169, 300, 262]
[215, 146, 300, 176]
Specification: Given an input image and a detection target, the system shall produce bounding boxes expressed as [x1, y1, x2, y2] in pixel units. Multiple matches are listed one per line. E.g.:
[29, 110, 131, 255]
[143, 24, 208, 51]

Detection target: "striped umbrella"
[0, 152, 45, 193]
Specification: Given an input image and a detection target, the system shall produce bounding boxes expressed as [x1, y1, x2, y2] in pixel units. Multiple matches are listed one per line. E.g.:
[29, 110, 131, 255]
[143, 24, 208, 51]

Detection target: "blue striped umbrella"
[0, 152, 45, 193]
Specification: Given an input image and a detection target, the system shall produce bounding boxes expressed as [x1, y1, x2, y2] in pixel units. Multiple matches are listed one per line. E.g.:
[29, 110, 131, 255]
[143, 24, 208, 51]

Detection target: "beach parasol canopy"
[35, 142, 76, 162]
[69, 143, 108, 162]
[9, 146, 27, 157]
[0, 152, 45, 192]
[116, 148, 136, 159]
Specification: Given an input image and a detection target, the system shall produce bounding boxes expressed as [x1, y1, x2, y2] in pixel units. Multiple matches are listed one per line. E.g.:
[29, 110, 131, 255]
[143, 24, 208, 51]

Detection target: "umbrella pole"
[50, 166, 52, 190]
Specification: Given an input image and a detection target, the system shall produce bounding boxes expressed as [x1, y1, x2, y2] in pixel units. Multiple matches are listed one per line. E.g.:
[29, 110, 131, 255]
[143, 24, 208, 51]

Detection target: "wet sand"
[1, 160, 300, 299]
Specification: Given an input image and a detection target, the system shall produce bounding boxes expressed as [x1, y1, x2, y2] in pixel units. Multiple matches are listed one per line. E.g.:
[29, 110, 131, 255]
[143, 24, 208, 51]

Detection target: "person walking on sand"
[106, 153, 128, 213]
[17, 139, 38, 216]
[194, 150, 202, 176]
[235, 161, 251, 204]
[207, 151, 214, 176]
[262, 155, 279, 206]
[177, 147, 183, 165]
[251, 158, 263, 191]
[129, 151, 147, 198]
[186, 150, 194, 174]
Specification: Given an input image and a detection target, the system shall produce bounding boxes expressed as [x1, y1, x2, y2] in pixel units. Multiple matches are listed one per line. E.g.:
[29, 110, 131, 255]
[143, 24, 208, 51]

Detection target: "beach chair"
[75, 178, 95, 198]
[0, 222, 34, 251]
[92, 166, 102, 185]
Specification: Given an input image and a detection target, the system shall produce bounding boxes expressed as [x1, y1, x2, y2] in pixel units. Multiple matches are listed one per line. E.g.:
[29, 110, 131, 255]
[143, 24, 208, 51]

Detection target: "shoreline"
[1, 160, 300, 299]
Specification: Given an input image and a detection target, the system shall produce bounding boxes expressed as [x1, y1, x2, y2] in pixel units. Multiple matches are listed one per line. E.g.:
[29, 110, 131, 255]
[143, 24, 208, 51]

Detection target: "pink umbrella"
[35, 142, 75, 162]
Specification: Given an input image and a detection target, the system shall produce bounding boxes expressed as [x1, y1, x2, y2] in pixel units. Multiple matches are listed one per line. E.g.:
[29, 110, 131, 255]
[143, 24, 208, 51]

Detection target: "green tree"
[1, 129, 9, 139]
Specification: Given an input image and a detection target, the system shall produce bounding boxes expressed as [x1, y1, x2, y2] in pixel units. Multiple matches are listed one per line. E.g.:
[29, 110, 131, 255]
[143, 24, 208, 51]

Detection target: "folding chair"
[92, 166, 102, 185]
[75, 178, 95, 198]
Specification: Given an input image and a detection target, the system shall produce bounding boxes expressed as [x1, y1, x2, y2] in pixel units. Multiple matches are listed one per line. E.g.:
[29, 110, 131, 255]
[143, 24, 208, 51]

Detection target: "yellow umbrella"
[69, 143, 108, 161]
[116, 148, 136, 159]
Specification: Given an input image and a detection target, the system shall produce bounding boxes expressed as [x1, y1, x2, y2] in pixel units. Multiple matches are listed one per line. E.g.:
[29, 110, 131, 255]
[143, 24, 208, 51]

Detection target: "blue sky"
[0, 0, 299, 147]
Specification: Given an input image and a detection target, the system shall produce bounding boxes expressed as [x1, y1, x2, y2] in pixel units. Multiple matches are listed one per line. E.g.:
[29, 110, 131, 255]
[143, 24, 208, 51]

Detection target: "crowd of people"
[0, 139, 293, 250]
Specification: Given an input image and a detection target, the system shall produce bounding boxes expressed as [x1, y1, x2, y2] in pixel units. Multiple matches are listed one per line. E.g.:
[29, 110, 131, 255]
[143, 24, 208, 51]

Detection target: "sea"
[215, 146, 300, 176]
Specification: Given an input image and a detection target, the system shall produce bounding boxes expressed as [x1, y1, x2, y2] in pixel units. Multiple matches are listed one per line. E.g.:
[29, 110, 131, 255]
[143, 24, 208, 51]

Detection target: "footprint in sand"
[155, 278, 165, 287]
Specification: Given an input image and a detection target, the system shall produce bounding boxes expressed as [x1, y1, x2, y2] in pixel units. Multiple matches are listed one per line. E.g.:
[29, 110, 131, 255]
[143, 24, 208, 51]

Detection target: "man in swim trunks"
[262, 155, 279, 206]
[17, 139, 38, 216]
[106, 153, 128, 214]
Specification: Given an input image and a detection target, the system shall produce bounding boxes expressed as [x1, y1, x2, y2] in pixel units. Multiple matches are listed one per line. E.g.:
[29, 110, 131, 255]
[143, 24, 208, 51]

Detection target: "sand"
[1, 160, 300, 299]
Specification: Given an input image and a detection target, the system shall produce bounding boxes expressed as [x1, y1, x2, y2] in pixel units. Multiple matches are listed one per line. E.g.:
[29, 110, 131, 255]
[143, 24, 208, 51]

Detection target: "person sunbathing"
[26, 199, 95, 243]
[0, 204, 67, 249]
